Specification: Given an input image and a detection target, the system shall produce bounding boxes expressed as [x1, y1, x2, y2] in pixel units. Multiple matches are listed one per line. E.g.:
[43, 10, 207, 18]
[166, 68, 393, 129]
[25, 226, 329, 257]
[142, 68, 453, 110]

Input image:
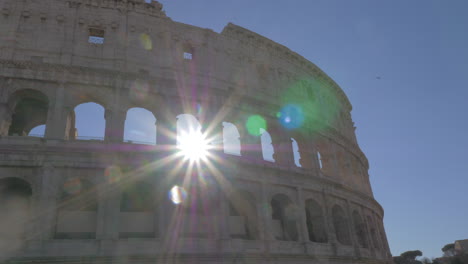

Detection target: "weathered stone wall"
[0, 0, 392, 263]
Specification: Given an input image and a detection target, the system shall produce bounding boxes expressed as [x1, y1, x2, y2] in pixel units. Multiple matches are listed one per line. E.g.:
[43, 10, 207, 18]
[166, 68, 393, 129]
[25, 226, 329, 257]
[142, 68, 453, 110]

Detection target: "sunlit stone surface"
[0, 0, 392, 263]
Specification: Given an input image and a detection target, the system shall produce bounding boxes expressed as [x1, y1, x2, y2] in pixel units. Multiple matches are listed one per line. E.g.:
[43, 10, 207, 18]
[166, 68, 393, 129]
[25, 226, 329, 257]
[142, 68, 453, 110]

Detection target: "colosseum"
[0, 0, 392, 263]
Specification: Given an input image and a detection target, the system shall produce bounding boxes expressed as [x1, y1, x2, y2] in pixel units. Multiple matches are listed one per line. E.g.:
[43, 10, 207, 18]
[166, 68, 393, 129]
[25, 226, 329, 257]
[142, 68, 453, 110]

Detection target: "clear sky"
[155, 0, 468, 259]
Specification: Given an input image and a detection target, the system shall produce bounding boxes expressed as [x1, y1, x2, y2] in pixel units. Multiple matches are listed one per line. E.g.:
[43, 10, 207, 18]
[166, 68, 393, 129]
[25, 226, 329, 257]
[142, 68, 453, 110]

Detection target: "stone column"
[100, 168, 121, 240]
[259, 181, 272, 253]
[345, 200, 360, 257]
[0, 102, 12, 136]
[362, 210, 376, 258]
[45, 84, 75, 140]
[269, 124, 295, 168]
[34, 164, 61, 241]
[104, 108, 126, 142]
[155, 96, 179, 148]
[296, 187, 309, 245]
[322, 191, 338, 255]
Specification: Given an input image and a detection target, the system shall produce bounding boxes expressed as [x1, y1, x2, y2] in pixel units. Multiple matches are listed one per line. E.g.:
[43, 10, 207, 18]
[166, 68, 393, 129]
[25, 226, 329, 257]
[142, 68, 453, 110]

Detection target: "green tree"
[443, 244, 456, 257]
[393, 250, 423, 264]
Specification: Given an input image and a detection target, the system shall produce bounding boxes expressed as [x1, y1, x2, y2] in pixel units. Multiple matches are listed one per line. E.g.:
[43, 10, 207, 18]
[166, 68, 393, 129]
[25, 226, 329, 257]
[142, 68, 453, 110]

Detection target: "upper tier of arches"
[0, 87, 372, 195]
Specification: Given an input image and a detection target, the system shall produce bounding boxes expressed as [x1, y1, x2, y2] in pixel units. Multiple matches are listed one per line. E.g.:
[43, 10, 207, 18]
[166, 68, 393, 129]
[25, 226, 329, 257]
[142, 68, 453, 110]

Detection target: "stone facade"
[0, 0, 392, 263]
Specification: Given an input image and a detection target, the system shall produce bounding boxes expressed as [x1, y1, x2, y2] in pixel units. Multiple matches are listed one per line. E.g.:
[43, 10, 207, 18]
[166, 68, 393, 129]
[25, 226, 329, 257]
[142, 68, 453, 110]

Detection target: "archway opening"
[222, 122, 241, 156]
[332, 205, 351, 245]
[305, 199, 327, 243]
[7, 89, 48, 136]
[271, 194, 298, 241]
[177, 114, 209, 161]
[55, 178, 97, 239]
[260, 128, 275, 162]
[353, 211, 368, 248]
[0, 177, 32, 240]
[228, 190, 258, 240]
[74, 102, 105, 140]
[119, 181, 156, 238]
[291, 138, 301, 167]
[124, 107, 156, 145]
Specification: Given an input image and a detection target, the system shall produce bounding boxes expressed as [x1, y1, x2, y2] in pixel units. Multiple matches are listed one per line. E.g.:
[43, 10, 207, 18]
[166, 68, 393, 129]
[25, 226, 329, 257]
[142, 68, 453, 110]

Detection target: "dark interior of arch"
[0, 177, 32, 201]
[55, 179, 97, 240]
[305, 199, 328, 243]
[8, 90, 49, 136]
[352, 211, 368, 248]
[0, 177, 32, 239]
[271, 194, 298, 241]
[332, 205, 352, 245]
[229, 190, 258, 240]
[120, 181, 155, 212]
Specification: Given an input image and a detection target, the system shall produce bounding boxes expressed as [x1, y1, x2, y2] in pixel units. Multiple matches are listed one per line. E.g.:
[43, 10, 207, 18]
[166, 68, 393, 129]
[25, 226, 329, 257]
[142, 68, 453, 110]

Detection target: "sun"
[177, 129, 211, 162]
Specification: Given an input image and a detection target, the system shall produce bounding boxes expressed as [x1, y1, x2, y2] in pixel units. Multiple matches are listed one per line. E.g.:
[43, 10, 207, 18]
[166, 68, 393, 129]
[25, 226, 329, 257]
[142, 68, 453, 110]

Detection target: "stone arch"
[176, 114, 202, 145]
[271, 193, 298, 241]
[73, 102, 106, 140]
[228, 189, 258, 240]
[0, 177, 33, 241]
[222, 122, 241, 156]
[55, 178, 97, 239]
[332, 204, 351, 245]
[119, 180, 156, 238]
[6, 89, 49, 136]
[305, 199, 328, 243]
[352, 210, 368, 248]
[291, 138, 301, 167]
[260, 128, 275, 162]
[367, 215, 380, 250]
[124, 107, 157, 145]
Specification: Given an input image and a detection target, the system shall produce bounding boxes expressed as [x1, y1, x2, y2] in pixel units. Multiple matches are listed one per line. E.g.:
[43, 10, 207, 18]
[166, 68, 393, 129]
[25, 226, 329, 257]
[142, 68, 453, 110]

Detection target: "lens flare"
[246, 115, 266, 136]
[63, 178, 82, 195]
[139, 33, 153, 50]
[278, 104, 304, 130]
[177, 130, 210, 161]
[169, 185, 187, 205]
[104, 165, 123, 183]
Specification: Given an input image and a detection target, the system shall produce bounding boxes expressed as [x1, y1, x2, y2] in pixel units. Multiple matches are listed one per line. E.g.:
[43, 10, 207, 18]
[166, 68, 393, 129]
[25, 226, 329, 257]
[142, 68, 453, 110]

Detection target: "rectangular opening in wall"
[183, 52, 193, 60]
[88, 28, 105, 44]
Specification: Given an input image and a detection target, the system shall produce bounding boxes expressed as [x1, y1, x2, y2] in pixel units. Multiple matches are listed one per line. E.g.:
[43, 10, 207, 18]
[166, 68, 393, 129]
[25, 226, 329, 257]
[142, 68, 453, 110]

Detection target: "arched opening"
[73, 102, 105, 140]
[260, 128, 275, 162]
[177, 114, 201, 145]
[228, 190, 258, 240]
[271, 194, 298, 241]
[222, 122, 241, 156]
[7, 89, 48, 136]
[179, 178, 218, 238]
[0, 178, 32, 241]
[28, 124, 46, 137]
[352, 211, 368, 248]
[291, 138, 301, 167]
[367, 215, 380, 250]
[317, 151, 323, 170]
[55, 178, 97, 239]
[119, 181, 156, 238]
[305, 199, 327, 243]
[124, 107, 156, 145]
[332, 205, 351, 245]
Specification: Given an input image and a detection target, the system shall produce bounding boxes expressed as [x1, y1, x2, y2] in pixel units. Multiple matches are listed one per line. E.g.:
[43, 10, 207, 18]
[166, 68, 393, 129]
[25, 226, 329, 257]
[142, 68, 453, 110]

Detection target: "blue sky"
[155, 0, 468, 258]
